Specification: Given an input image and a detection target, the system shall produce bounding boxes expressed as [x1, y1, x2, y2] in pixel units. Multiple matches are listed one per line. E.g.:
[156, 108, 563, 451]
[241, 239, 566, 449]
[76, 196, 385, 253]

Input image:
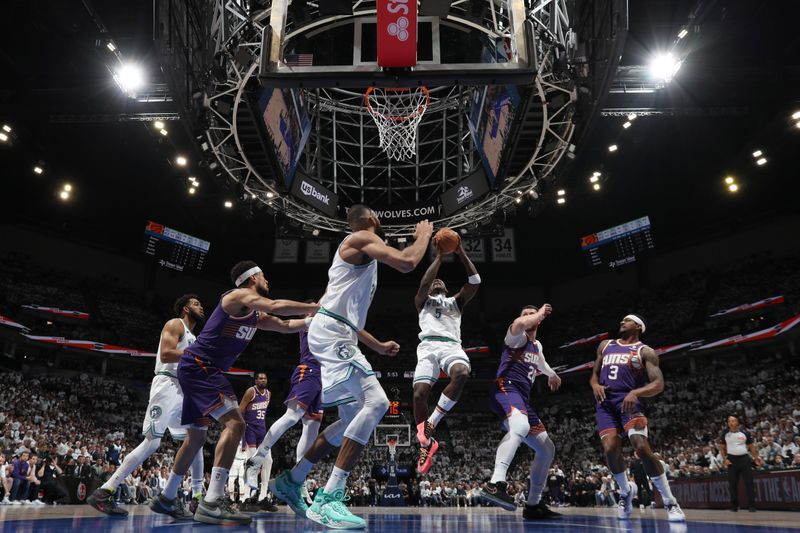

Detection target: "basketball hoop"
[365, 86, 430, 161]
[386, 435, 398, 458]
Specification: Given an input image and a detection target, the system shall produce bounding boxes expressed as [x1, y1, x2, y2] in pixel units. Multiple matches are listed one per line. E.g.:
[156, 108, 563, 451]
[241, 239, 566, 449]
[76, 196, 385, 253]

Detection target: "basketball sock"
[101, 437, 161, 492]
[290, 458, 315, 485]
[324, 466, 350, 493]
[297, 418, 320, 463]
[427, 394, 457, 428]
[523, 432, 555, 506]
[163, 471, 184, 500]
[190, 448, 204, 497]
[259, 450, 273, 501]
[613, 472, 630, 495]
[650, 473, 676, 505]
[254, 406, 305, 463]
[490, 431, 524, 483]
[204, 467, 229, 502]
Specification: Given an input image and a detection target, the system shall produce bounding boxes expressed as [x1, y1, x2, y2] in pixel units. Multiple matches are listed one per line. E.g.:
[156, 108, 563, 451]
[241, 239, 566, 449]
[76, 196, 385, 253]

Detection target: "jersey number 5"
[435, 308, 442, 319]
[608, 365, 619, 380]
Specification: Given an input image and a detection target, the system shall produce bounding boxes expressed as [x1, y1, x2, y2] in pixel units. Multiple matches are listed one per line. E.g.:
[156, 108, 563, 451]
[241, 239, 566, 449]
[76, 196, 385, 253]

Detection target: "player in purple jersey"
[150, 260, 317, 526]
[590, 314, 685, 522]
[237, 372, 278, 512]
[483, 304, 561, 520]
[245, 304, 324, 499]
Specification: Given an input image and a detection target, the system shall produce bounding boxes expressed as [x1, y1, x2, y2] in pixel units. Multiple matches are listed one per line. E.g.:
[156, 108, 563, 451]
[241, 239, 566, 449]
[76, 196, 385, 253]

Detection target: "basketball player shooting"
[87, 294, 205, 517]
[590, 314, 685, 522]
[269, 205, 432, 530]
[412, 233, 480, 475]
[149, 261, 317, 526]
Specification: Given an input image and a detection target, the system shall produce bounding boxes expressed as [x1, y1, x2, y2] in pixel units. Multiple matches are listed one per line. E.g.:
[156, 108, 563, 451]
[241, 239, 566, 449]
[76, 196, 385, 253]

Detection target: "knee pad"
[507, 409, 530, 439]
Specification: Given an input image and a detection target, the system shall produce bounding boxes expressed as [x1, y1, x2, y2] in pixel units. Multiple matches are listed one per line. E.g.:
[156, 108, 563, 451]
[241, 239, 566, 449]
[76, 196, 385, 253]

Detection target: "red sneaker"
[416, 439, 439, 474]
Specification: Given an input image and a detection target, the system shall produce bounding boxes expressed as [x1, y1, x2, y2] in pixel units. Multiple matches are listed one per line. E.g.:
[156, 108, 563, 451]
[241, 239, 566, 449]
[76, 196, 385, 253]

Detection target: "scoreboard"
[143, 221, 210, 272]
[580, 216, 654, 269]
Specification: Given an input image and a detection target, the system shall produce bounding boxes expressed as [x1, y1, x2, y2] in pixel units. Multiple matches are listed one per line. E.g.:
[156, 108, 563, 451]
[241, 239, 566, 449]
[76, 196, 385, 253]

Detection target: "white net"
[386, 435, 398, 458]
[365, 86, 430, 161]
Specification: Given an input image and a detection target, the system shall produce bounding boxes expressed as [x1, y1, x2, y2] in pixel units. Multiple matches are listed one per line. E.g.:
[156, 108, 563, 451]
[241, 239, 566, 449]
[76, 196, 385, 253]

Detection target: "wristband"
[468, 274, 481, 284]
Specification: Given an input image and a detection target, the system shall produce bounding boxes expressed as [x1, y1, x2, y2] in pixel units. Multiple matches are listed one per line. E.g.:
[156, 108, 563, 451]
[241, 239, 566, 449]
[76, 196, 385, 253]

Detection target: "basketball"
[433, 228, 460, 255]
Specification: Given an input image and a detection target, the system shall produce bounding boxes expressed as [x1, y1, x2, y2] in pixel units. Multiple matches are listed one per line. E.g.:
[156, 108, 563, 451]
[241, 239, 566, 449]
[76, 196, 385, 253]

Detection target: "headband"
[235, 266, 262, 287]
[624, 314, 646, 333]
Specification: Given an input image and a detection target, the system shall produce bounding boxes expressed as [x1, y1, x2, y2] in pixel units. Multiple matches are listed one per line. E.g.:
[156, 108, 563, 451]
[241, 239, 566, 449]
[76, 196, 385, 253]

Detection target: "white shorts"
[308, 314, 374, 408]
[413, 339, 471, 385]
[142, 374, 188, 440]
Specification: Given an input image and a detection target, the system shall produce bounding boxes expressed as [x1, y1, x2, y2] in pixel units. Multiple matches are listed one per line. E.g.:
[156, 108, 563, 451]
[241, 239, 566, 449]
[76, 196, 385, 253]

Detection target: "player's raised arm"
[256, 314, 311, 333]
[590, 339, 611, 402]
[357, 329, 400, 357]
[350, 220, 434, 273]
[157, 318, 187, 364]
[223, 289, 319, 317]
[508, 304, 552, 337]
[415, 254, 442, 311]
[453, 242, 480, 310]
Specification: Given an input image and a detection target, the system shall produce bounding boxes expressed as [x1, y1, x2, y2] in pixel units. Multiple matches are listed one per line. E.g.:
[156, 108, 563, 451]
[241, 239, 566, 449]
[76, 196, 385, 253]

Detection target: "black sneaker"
[149, 494, 194, 520]
[194, 496, 252, 525]
[258, 498, 279, 512]
[238, 497, 261, 513]
[87, 488, 129, 516]
[523, 501, 562, 519]
[482, 482, 516, 511]
[189, 494, 201, 515]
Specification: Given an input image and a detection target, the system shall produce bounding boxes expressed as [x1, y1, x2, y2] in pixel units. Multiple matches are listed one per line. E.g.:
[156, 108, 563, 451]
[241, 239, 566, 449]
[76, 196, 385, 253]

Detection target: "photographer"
[37, 455, 68, 505]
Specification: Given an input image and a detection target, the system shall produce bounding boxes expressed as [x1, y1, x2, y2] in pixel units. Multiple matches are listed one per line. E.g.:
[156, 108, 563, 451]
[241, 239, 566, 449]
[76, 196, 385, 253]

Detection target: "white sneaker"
[617, 490, 634, 520]
[21, 500, 31, 506]
[32, 500, 45, 506]
[244, 458, 262, 491]
[666, 502, 686, 522]
[0, 497, 9, 505]
[11, 500, 21, 506]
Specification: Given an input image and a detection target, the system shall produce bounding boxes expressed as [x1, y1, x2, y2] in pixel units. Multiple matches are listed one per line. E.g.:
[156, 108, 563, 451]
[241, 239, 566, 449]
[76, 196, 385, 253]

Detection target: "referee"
[719, 414, 757, 512]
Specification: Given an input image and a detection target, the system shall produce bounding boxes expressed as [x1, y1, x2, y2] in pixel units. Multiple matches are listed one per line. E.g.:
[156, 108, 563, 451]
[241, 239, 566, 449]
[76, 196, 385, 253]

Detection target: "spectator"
[10, 451, 31, 503]
[37, 455, 68, 505]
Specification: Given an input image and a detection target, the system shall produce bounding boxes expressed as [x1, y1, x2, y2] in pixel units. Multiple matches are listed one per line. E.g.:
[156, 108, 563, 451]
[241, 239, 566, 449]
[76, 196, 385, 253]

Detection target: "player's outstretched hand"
[548, 374, 562, 392]
[414, 220, 434, 242]
[540, 303, 553, 316]
[621, 391, 638, 413]
[591, 382, 607, 402]
[454, 242, 465, 256]
[381, 341, 400, 357]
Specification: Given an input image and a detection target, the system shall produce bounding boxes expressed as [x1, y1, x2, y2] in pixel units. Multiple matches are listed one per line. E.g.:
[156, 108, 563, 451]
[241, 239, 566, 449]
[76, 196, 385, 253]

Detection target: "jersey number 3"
[607, 365, 619, 380]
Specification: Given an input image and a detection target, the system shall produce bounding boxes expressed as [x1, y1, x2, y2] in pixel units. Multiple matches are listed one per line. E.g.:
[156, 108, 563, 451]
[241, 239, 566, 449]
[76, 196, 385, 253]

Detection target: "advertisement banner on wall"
[274, 239, 299, 263]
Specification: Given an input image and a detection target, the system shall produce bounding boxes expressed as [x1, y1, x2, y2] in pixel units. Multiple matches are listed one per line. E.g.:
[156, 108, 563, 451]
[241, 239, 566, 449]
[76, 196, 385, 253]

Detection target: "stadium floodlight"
[650, 52, 682, 82]
[515, 197, 521, 204]
[0, 133, 8, 142]
[312, 229, 320, 237]
[557, 189, 566, 196]
[592, 171, 601, 177]
[622, 121, 631, 129]
[175, 156, 188, 166]
[590, 175, 599, 183]
[608, 144, 618, 152]
[792, 111, 800, 120]
[59, 191, 70, 200]
[593, 183, 601, 191]
[188, 187, 196, 195]
[2, 125, 10, 133]
[752, 150, 762, 158]
[627, 113, 637, 121]
[756, 157, 767, 166]
[113, 63, 145, 95]
[677, 28, 688, 39]
[33, 166, 43, 175]
[154, 120, 165, 130]
[724, 176, 735, 185]
[106, 41, 117, 52]
[795, 121, 800, 129]
[557, 197, 566, 205]
[728, 183, 739, 193]
[159, 129, 168, 136]
[266, 192, 275, 198]
[63, 183, 72, 192]
[224, 200, 233, 208]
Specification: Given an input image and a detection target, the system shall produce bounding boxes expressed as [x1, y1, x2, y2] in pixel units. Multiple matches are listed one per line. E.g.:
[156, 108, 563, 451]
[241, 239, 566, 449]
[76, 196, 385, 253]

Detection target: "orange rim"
[364, 86, 430, 122]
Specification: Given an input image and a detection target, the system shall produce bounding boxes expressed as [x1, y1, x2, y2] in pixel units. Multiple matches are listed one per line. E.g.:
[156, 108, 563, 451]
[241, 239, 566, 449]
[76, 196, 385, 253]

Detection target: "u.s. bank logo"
[336, 345, 356, 361]
[456, 186, 473, 204]
[149, 405, 162, 420]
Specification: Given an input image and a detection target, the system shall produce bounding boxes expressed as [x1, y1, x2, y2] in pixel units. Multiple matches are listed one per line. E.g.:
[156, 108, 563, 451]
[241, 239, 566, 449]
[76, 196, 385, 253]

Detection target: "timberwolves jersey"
[599, 340, 648, 392]
[317, 235, 378, 331]
[243, 386, 270, 431]
[418, 294, 461, 342]
[155, 319, 195, 378]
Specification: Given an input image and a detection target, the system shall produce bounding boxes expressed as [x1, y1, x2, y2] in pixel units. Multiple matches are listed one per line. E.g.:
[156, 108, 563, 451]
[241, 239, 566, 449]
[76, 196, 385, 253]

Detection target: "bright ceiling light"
[557, 189, 565, 196]
[159, 128, 168, 136]
[224, 200, 233, 208]
[592, 171, 601, 177]
[756, 157, 767, 166]
[266, 192, 274, 199]
[677, 28, 688, 39]
[650, 52, 682, 82]
[528, 189, 536, 196]
[312, 229, 320, 237]
[188, 187, 196, 195]
[751, 150, 762, 158]
[724, 176, 735, 185]
[608, 144, 618, 152]
[33, 166, 43, 175]
[0, 133, 8, 142]
[728, 183, 739, 193]
[106, 41, 116, 52]
[59, 191, 70, 200]
[590, 176, 599, 183]
[63, 183, 72, 192]
[175, 156, 188, 166]
[154, 120, 165, 130]
[622, 121, 631, 129]
[557, 197, 566, 205]
[593, 183, 601, 191]
[515, 197, 522, 204]
[627, 113, 637, 121]
[795, 121, 800, 129]
[113, 63, 145, 94]
[792, 111, 800, 120]
[2, 125, 10, 133]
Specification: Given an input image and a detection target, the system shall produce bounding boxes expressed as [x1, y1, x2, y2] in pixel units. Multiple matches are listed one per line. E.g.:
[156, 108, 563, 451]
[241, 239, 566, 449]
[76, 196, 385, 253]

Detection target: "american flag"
[285, 54, 314, 67]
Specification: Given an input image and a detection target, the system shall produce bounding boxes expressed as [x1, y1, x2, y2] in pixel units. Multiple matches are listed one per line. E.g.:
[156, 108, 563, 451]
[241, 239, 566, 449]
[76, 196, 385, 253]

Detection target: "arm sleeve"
[536, 342, 557, 377]
[504, 327, 527, 349]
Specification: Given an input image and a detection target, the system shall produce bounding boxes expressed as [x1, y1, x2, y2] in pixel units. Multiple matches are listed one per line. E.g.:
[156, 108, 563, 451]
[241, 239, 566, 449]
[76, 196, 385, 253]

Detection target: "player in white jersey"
[270, 205, 433, 530]
[412, 243, 480, 474]
[88, 294, 206, 516]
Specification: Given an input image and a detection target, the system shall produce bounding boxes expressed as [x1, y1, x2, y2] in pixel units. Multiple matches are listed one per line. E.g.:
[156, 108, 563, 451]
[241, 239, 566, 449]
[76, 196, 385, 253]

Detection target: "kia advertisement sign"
[377, 0, 417, 67]
[440, 168, 490, 216]
[291, 173, 338, 217]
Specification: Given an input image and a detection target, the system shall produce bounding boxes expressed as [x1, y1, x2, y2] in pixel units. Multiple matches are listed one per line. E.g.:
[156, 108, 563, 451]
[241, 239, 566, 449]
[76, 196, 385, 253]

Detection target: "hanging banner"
[692, 313, 800, 351]
[224, 367, 255, 377]
[710, 295, 785, 318]
[274, 239, 300, 263]
[306, 241, 331, 264]
[559, 332, 609, 349]
[462, 238, 485, 263]
[491, 228, 516, 262]
[19, 335, 155, 357]
[0, 315, 30, 332]
[21, 305, 90, 321]
[340, 201, 442, 226]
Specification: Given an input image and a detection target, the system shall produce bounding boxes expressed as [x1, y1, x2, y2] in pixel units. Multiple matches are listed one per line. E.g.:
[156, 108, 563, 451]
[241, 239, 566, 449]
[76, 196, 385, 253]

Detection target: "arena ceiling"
[1, 0, 799, 280]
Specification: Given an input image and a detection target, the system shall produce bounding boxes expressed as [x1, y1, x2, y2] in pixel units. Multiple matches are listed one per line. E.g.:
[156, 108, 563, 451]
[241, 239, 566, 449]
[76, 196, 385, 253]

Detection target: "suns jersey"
[317, 235, 378, 331]
[496, 337, 545, 399]
[243, 387, 270, 430]
[418, 294, 462, 342]
[599, 339, 649, 392]
[154, 319, 196, 377]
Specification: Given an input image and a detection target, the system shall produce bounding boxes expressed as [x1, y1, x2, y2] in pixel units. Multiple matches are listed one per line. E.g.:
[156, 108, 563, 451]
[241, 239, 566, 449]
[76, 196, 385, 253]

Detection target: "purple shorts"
[178, 356, 237, 427]
[488, 378, 546, 435]
[243, 425, 266, 448]
[595, 389, 648, 438]
[285, 364, 323, 421]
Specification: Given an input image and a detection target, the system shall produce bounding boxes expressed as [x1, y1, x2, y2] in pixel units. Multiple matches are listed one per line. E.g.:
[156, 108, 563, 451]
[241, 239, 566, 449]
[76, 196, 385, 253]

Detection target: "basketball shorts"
[285, 364, 324, 421]
[142, 374, 188, 440]
[308, 313, 374, 408]
[243, 425, 267, 448]
[177, 356, 238, 427]
[413, 339, 471, 385]
[595, 389, 648, 438]
[488, 378, 546, 435]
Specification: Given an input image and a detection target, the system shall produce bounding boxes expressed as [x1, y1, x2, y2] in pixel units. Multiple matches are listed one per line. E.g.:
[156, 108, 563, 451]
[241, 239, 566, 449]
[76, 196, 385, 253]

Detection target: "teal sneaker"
[268, 470, 308, 518]
[307, 488, 366, 530]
